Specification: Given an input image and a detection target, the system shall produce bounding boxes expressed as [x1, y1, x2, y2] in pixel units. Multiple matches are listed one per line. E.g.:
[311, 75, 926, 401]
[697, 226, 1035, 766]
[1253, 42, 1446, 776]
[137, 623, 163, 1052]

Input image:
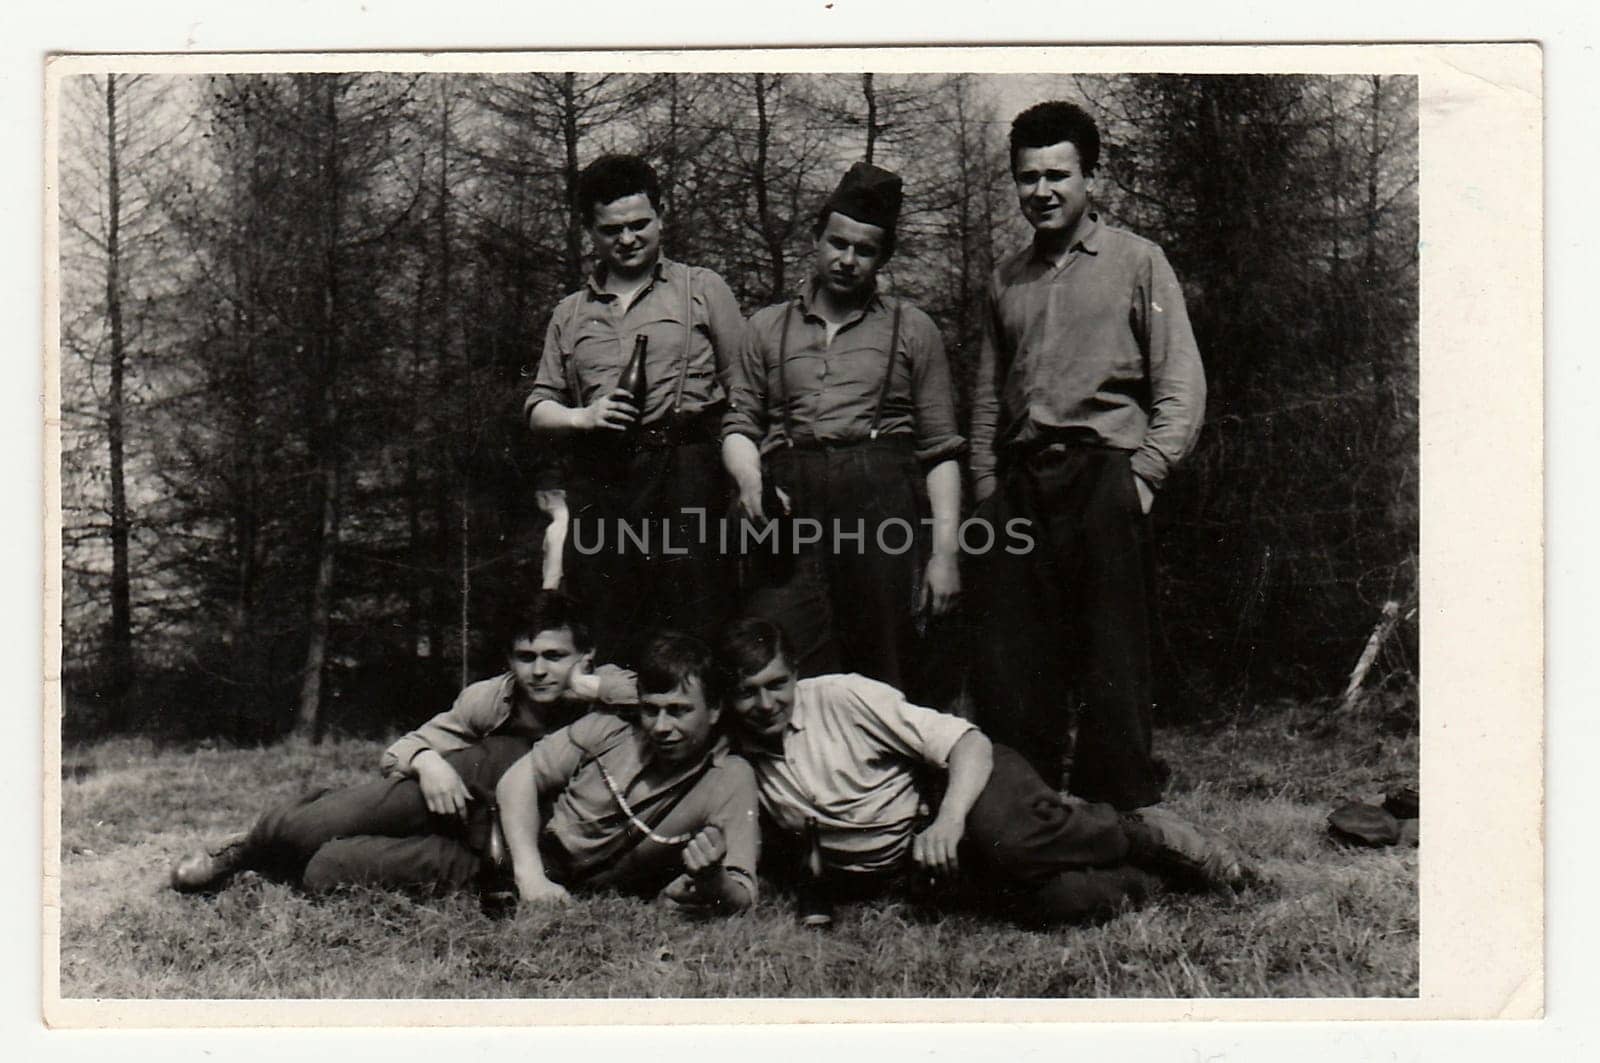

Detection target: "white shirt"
[744, 674, 975, 873]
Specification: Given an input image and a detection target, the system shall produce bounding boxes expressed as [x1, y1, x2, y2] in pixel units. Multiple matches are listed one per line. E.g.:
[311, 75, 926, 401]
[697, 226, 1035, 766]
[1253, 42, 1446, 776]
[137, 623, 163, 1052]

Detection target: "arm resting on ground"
[494, 751, 569, 904]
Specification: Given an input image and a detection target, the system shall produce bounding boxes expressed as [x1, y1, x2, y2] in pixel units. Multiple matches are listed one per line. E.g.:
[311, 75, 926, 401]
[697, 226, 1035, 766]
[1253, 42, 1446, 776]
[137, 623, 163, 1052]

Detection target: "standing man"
[970, 102, 1207, 809]
[525, 154, 746, 663]
[722, 162, 965, 694]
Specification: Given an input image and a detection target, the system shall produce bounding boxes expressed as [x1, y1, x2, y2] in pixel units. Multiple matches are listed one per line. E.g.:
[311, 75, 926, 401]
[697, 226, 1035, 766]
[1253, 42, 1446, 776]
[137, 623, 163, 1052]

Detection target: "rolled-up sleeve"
[845, 676, 976, 770]
[1130, 247, 1206, 488]
[721, 306, 772, 444]
[968, 279, 1004, 501]
[380, 679, 505, 777]
[524, 301, 577, 423]
[905, 309, 966, 467]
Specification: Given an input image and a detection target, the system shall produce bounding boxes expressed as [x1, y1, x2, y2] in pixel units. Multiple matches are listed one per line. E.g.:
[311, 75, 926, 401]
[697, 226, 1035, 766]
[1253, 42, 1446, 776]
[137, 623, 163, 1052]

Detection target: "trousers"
[973, 444, 1163, 810]
[564, 439, 735, 665]
[743, 440, 924, 694]
[246, 735, 534, 893]
[765, 744, 1159, 925]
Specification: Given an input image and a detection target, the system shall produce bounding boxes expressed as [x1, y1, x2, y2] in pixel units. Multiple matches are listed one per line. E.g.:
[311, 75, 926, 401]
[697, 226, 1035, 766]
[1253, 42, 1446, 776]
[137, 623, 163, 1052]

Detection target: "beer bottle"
[479, 804, 517, 919]
[617, 334, 649, 426]
[797, 816, 834, 929]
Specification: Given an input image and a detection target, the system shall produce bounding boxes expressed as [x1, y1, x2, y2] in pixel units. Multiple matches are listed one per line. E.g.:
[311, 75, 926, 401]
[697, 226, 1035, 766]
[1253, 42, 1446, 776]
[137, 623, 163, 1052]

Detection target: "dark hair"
[638, 631, 720, 706]
[576, 154, 661, 227]
[1009, 101, 1101, 177]
[715, 616, 794, 693]
[811, 208, 897, 264]
[499, 591, 593, 656]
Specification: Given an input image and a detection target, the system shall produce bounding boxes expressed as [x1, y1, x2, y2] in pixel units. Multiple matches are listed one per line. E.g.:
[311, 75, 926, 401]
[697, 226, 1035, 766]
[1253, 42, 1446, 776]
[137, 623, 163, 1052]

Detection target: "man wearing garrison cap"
[722, 162, 964, 695]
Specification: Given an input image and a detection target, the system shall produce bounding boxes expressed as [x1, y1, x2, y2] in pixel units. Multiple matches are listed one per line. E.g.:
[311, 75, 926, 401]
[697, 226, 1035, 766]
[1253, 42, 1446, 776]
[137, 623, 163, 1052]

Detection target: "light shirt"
[526, 257, 746, 426]
[742, 673, 976, 873]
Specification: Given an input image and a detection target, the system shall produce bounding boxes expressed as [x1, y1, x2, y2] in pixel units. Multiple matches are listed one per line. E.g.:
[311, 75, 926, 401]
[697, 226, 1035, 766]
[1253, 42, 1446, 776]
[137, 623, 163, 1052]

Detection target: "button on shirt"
[723, 281, 966, 465]
[743, 673, 976, 874]
[969, 212, 1206, 499]
[524, 713, 759, 896]
[525, 257, 746, 426]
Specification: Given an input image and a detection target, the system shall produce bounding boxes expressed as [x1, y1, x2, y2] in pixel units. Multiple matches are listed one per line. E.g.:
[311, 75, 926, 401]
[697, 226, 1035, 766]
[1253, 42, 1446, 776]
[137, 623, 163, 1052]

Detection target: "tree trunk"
[752, 74, 786, 300]
[560, 73, 584, 289]
[294, 78, 344, 740]
[102, 74, 134, 726]
[862, 73, 878, 163]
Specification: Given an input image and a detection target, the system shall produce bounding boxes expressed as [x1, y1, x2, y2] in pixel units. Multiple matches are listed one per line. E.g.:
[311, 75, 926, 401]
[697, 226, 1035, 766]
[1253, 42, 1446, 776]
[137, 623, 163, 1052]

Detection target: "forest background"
[54, 70, 1419, 742]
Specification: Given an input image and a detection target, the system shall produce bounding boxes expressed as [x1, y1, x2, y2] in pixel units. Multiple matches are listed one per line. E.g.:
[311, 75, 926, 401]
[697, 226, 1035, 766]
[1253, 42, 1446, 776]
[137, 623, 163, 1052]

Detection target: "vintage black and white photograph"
[44, 44, 1518, 1020]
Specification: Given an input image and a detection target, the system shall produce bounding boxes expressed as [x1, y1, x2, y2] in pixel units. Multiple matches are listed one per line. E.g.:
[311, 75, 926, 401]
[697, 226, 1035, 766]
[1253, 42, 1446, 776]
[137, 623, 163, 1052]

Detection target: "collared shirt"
[525, 712, 759, 898]
[741, 673, 976, 874]
[525, 257, 746, 426]
[723, 279, 966, 465]
[379, 673, 582, 778]
[969, 212, 1206, 498]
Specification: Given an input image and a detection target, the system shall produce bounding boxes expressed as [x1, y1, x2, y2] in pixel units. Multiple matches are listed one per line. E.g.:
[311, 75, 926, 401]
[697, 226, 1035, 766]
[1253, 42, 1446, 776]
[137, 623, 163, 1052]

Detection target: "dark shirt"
[525, 257, 745, 426]
[723, 279, 965, 466]
[969, 212, 1206, 498]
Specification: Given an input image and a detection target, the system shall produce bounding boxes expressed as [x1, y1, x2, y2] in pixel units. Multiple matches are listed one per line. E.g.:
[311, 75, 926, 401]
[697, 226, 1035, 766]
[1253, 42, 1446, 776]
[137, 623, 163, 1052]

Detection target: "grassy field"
[55, 699, 1418, 999]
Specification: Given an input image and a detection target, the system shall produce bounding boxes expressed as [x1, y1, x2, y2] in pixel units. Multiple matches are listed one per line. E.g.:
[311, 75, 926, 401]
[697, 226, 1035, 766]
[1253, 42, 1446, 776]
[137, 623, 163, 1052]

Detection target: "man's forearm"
[494, 753, 551, 886]
[721, 433, 764, 498]
[934, 730, 994, 827]
[528, 398, 587, 434]
[405, 746, 446, 781]
[924, 459, 961, 557]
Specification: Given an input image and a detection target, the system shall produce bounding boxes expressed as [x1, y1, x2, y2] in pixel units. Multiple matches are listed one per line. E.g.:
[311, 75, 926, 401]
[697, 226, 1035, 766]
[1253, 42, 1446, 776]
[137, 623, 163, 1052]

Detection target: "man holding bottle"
[525, 154, 746, 663]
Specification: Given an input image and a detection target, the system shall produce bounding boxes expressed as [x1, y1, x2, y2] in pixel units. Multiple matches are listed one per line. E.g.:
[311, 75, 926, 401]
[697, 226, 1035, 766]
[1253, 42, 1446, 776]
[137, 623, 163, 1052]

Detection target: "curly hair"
[1009, 101, 1101, 176]
[576, 154, 661, 226]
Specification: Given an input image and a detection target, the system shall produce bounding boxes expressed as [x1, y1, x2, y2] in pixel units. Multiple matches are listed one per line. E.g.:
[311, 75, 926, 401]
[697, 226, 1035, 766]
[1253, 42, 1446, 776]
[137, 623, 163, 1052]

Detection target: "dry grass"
[56, 702, 1417, 999]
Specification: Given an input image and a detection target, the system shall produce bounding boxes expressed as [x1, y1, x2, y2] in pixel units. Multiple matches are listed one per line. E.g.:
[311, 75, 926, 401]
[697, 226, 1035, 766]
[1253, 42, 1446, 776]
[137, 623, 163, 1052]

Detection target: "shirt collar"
[735, 697, 807, 759]
[585, 255, 673, 298]
[1032, 210, 1102, 262]
[796, 275, 883, 323]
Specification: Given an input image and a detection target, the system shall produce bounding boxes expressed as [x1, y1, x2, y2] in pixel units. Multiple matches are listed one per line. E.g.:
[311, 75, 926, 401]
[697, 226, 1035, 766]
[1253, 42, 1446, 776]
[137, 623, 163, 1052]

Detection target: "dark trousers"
[960, 744, 1159, 923]
[766, 744, 1158, 925]
[565, 439, 734, 664]
[974, 444, 1162, 810]
[743, 441, 922, 694]
[245, 735, 533, 893]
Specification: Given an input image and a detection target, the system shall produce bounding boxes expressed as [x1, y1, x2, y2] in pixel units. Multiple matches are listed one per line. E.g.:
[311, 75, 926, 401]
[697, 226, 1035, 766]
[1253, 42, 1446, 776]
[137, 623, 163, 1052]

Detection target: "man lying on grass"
[171, 591, 634, 895]
[717, 617, 1256, 927]
[495, 631, 759, 912]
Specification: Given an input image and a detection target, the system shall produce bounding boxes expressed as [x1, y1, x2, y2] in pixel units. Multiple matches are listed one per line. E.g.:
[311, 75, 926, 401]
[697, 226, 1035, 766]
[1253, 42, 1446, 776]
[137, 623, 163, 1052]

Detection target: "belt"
[633, 408, 723, 451]
[782, 435, 914, 454]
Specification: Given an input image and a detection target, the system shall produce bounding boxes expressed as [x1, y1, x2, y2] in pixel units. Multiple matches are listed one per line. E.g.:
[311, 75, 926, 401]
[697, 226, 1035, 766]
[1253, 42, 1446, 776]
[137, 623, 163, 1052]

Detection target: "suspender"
[868, 299, 903, 440]
[774, 295, 904, 447]
[775, 302, 796, 447]
[666, 264, 694, 418]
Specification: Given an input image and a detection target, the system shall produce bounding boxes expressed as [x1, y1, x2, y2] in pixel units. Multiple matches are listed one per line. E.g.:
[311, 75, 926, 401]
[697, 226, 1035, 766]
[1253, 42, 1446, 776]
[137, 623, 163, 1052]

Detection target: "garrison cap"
[822, 161, 904, 233]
